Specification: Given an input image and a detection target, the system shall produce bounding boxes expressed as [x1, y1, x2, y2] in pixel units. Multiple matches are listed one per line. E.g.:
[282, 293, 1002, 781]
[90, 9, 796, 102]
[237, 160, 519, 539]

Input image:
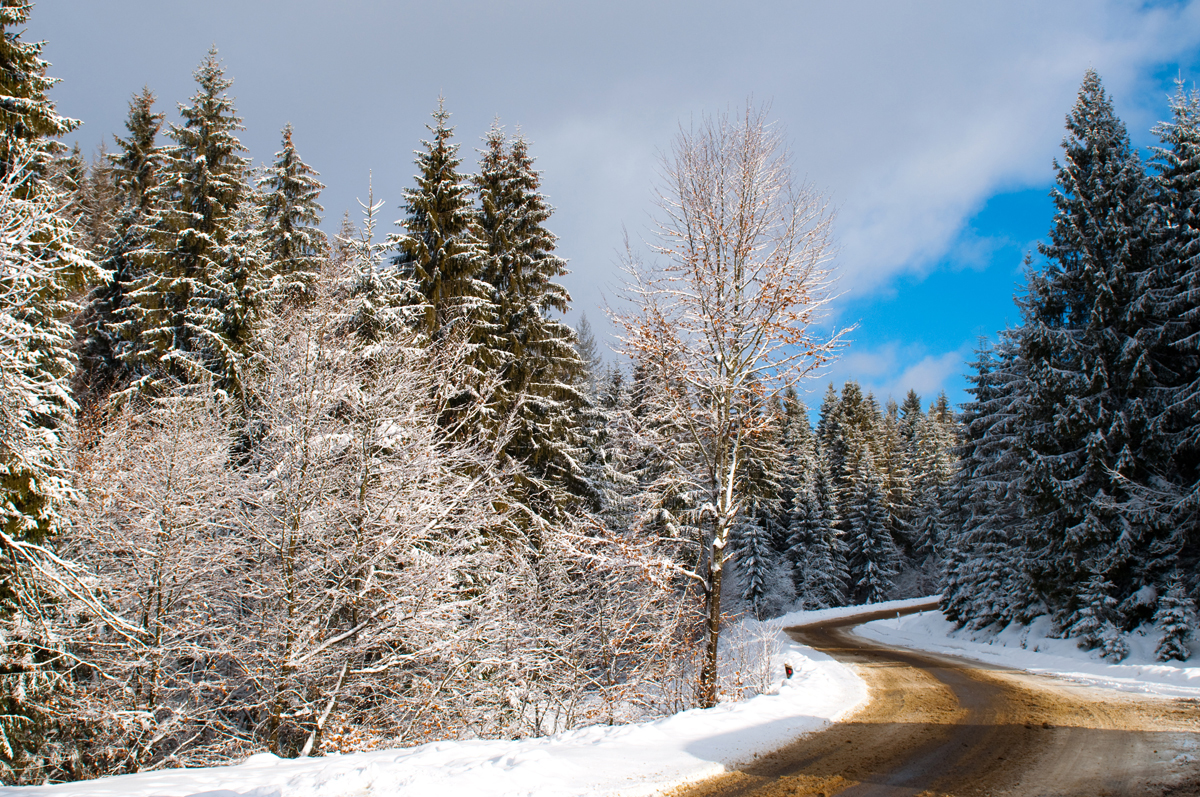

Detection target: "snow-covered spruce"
[125, 48, 262, 400]
[258, 122, 328, 308]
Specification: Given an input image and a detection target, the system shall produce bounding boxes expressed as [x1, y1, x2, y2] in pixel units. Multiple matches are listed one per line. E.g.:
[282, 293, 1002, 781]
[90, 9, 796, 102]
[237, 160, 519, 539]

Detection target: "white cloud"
[803, 341, 974, 411]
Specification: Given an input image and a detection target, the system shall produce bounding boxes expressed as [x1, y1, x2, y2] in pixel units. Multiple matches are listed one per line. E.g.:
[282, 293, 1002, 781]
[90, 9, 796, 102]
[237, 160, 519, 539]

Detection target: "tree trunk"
[699, 528, 726, 708]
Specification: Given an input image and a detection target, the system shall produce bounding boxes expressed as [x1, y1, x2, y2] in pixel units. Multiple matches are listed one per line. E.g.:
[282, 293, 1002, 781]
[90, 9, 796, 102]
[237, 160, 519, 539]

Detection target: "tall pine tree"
[259, 123, 327, 307]
[844, 445, 898, 604]
[1144, 82, 1200, 610]
[0, 6, 95, 772]
[0, 2, 78, 182]
[943, 332, 1038, 627]
[390, 100, 485, 343]
[788, 454, 847, 609]
[1018, 70, 1155, 630]
[76, 88, 163, 400]
[475, 123, 590, 517]
[127, 49, 261, 400]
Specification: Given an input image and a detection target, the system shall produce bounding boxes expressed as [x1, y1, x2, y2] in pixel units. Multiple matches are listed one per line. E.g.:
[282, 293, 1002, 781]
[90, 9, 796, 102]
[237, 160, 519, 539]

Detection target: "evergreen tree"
[390, 100, 485, 341]
[0, 2, 78, 182]
[1144, 82, 1200, 611]
[1153, 577, 1196, 662]
[1069, 572, 1128, 662]
[76, 88, 163, 400]
[942, 333, 1037, 628]
[775, 386, 815, 549]
[725, 394, 791, 618]
[898, 389, 923, 444]
[821, 381, 877, 502]
[127, 49, 260, 399]
[733, 505, 789, 619]
[76, 143, 121, 257]
[0, 0, 94, 544]
[0, 158, 94, 541]
[591, 362, 676, 552]
[259, 123, 327, 307]
[0, 141, 98, 782]
[788, 466, 847, 609]
[910, 400, 956, 564]
[574, 312, 605, 401]
[877, 399, 914, 554]
[474, 123, 590, 516]
[844, 446, 898, 604]
[49, 142, 84, 219]
[816, 382, 842, 475]
[624, 353, 702, 577]
[112, 88, 161, 217]
[336, 179, 418, 343]
[1018, 70, 1155, 629]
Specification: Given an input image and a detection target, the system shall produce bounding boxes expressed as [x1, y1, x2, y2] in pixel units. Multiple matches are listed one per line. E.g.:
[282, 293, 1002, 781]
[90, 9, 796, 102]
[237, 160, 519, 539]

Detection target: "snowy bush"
[717, 617, 787, 701]
[1097, 621, 1130, 663]
[1155, 580, 1197, 662]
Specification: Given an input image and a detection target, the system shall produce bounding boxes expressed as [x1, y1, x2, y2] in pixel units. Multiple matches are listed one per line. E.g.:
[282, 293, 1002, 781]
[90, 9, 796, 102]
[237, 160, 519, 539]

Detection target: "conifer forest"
[0, 2, 1197, 786]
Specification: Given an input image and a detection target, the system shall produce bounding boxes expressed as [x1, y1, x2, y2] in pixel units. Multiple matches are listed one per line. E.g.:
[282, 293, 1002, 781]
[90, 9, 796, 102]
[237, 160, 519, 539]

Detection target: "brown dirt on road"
[667, 602, 1200, 797]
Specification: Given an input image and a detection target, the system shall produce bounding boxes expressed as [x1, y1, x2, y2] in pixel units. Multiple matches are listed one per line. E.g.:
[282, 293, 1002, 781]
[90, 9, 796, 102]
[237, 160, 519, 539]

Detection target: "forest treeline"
[1, 0, 1197, 786]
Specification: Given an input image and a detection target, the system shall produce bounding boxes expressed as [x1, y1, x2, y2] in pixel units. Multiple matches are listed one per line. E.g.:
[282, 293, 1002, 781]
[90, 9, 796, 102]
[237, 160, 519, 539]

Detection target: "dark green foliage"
[844, 447, 898, 604]
[946, 73, 1199, 651]
[898, 389, 923, 443]
[0, 167, 96, 789]
[876, 400, 914, 555]
[1143, 83, 1200, 611]
[337, 184, 415, 344]
[1068, 572, 1128, 662]
[1018, 70, 1155, 626]
[942, 334, 1040, 628]
[734, 508, 781, 619]
[575, 312, 604, 400]
[788, 470, 847, 610]
[50, 143, 85, 217]
[1154, 578, 1196, 662]
[773, 388, 812, 546]
[0, 7, 90, 776]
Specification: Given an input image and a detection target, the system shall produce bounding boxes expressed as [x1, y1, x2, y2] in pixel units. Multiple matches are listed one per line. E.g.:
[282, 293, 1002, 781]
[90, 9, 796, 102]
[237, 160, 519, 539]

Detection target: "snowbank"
[2, 602, 939, 797]
[856, 610, 1200, 699]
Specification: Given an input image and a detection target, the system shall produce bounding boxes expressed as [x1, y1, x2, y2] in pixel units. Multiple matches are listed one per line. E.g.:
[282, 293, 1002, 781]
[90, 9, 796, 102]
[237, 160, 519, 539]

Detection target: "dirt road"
[669, 602, 1200, 797]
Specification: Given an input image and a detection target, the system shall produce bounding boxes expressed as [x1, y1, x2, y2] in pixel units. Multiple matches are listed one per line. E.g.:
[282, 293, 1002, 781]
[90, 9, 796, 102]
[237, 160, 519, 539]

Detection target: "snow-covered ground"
[0, 599, 932, 797]
[21, 596, 1194, 797]
[856, 610, 1200, 699]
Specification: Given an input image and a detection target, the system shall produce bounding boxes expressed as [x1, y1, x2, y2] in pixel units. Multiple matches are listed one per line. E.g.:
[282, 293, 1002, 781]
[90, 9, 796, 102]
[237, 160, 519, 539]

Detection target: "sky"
[29, 0, 1200, 414]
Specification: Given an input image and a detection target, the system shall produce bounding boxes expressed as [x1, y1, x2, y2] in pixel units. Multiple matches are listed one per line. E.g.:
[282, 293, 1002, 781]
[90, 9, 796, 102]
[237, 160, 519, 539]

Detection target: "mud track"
[669, 601, 1200, 797]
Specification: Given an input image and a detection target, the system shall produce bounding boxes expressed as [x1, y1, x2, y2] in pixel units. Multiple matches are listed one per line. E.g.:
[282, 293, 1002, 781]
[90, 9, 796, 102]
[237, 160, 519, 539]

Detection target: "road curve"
[668, 602, 1200, 797]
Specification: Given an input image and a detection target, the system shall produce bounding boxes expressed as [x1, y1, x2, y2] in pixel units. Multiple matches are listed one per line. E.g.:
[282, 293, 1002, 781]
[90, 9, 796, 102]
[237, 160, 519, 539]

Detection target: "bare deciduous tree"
[612, 103, 845, 707]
